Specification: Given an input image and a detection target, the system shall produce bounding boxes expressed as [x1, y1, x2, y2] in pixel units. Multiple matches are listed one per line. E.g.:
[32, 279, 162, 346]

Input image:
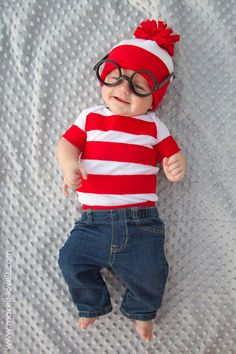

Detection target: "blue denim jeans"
[58, 207, 169, 321]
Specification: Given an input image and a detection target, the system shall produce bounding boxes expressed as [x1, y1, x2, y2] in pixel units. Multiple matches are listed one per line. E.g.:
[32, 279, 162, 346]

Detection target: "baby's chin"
[103, 99, 147, 117]
[103, 101, 132, 116]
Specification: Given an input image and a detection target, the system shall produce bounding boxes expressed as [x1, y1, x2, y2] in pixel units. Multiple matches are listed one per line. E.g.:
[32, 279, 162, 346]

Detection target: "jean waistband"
[80, 206, 159, 222]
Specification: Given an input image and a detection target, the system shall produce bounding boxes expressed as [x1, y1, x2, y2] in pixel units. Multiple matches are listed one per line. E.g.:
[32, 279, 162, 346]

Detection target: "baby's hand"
[162, 152, 185, 182]
[62, 162, 87, 198]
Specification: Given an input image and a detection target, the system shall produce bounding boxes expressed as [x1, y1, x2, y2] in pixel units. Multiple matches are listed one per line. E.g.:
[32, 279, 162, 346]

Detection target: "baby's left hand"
[162, 152, 186, 182]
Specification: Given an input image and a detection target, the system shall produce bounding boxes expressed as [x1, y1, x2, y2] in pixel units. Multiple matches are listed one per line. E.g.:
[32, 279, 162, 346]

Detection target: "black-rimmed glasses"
[93, 55, 175, 97]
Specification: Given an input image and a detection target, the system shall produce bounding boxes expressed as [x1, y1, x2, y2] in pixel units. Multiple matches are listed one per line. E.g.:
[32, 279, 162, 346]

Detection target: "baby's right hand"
[62, 162, 87, 198]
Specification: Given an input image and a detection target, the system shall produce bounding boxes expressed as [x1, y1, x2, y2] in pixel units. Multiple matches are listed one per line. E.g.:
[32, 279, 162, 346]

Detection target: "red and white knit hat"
[100, 20, 180, 110]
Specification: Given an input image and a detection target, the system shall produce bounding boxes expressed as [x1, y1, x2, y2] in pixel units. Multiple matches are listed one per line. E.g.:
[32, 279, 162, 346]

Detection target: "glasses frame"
[93, 54, 175, 97]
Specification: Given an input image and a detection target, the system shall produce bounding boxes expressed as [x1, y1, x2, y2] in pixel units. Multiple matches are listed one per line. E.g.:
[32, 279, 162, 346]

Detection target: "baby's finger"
[78, 165, 88, 180]
[167, 162, 181, 173]
[162, 157, 168, 166]
[170, 167, 183, 176]
[64, 176, 82, 190]
[166, 155, 178, 165]
[68, 174, 81, 183]
[62, 181, 69, 198]
[71, 181, 82, 190]
[171, 171, 185, 181]
[66, 178, 82, 188]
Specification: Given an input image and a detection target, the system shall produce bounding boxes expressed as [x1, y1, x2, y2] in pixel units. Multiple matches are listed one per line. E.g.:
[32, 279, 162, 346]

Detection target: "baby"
[57, 19, 185, 341]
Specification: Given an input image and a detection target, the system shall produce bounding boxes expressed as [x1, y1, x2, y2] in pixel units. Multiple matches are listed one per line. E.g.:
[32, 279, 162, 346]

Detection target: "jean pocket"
[137, 217, 165, 236]
[73, 216, 90, 228]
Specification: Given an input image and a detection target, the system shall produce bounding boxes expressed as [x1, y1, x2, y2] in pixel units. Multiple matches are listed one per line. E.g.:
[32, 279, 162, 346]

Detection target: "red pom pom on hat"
[134, 19, 180, 57]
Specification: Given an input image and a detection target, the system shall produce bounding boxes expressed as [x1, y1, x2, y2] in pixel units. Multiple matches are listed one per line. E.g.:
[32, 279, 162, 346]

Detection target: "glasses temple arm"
[93, 54, 109, 71]
[156, 72, 175, 90]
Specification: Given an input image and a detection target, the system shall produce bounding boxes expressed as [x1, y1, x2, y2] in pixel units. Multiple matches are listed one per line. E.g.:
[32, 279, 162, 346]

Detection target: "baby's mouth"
[114, 96, 130, 104]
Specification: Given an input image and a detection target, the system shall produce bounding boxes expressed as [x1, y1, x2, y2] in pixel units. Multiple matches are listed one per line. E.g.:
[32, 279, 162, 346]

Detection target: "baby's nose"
[118, 78, 131, 94]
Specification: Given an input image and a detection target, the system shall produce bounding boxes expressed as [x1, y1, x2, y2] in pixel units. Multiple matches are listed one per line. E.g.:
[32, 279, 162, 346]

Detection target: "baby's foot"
[77, 317, 96, 330]
[134, 320, 153, 341]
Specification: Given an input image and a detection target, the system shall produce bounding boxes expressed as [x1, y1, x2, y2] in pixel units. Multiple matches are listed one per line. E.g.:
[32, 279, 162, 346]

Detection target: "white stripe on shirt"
[78, 192, 158, 206]
[80, 159, 159, 175]
[86, 130, 157, 147]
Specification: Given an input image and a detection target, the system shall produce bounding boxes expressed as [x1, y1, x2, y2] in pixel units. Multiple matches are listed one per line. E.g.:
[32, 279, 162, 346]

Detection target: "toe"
[134, 320, 153, 341]
[78, 318, 96, 330]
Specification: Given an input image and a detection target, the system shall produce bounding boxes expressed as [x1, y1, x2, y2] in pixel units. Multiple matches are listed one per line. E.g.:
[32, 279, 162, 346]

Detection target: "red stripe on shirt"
[155, 136, 180, 163]
[81, 141, 157, 166]
[82, 201, 156, 210]
[85, 113, 157, 138]
[78, 174, 157, 194]
[62, 125, 87, 151]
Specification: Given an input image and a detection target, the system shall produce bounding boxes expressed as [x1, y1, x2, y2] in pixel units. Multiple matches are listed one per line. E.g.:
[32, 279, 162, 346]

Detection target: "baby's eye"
[109, 70, 119, 77]
[134, 84, 145, 90]
[133, 83, 148, 92]
[105, 71, 120, 84]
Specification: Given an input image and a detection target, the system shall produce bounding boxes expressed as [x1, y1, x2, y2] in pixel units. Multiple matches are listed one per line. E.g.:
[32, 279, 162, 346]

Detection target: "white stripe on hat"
[112, 39, 174, 73]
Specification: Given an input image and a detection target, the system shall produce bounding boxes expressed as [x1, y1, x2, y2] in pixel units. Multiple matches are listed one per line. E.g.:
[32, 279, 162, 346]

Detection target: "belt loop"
[131, 207, 135, 219]
[86, 209, 92, 222]
[134, 207, 139, 219]
[110, 209, 113, 221]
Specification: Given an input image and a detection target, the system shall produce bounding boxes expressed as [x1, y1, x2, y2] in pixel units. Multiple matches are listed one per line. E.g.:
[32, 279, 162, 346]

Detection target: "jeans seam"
[120, 305, 156, 320]
[78, 304, 113, 318]
[138, 225, 164, 235]
[123, 220, 129, 249]
[109, 218, 116, 265]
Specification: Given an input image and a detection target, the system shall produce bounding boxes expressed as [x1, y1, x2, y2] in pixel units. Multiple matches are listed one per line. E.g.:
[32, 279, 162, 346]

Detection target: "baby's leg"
[78, 317, 97, 329]
[58, 222, 113, 324]
[110, 209, 168, 342]
[134, 320, 153, 341]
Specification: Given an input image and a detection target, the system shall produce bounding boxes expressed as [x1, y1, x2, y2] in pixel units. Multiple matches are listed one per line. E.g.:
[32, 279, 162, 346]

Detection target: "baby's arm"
[154, 117, 185, 182]
[162, 151, 185, 182]
[57, 137, 87, 197]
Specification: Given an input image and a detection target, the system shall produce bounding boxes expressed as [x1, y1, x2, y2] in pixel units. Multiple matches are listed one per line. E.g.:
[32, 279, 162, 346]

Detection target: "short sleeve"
[154, 118, 181, 163]
[62, 109, 87, 152]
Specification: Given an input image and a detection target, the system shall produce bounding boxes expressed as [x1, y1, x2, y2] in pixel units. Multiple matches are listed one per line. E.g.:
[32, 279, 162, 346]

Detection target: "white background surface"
[1, 1, 236, 353]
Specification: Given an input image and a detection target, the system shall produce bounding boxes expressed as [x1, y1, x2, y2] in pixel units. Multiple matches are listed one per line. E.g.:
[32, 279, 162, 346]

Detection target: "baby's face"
[101, 68, 153, 116]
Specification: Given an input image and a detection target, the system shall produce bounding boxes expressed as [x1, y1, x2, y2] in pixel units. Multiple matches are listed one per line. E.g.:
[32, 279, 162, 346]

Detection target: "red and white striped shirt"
[62, 105, 180, 209]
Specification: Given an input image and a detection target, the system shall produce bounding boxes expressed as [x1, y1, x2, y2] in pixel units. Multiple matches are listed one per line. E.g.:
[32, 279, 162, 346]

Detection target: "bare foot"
[77, 317, 97, 330]
[134, 320, 153, 341]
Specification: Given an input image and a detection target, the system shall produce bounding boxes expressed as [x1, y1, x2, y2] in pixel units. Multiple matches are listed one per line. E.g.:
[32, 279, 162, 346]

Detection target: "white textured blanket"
[1, 1, 235, 353]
